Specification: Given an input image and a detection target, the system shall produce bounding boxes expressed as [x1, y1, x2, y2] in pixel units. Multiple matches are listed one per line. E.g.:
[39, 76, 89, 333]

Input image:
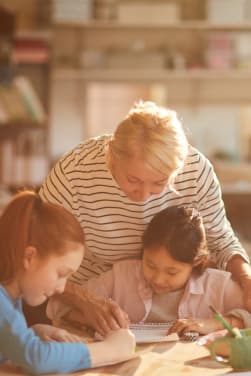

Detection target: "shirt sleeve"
[0, 298, 91, 374]
[221, 276, 251, 328]
[195, 153, 249, 269]
[39, 159, 74, 212]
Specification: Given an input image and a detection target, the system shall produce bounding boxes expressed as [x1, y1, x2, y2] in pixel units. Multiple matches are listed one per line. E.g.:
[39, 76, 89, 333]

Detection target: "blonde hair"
[110, 101, 188, 187]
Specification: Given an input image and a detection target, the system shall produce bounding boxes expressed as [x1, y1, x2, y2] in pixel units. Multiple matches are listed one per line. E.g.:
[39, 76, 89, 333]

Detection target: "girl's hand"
[32, 324, 83, 342]
[168, 318, 223, 335]
[204, 337, 231, 358]
[87, 328, 135, 367]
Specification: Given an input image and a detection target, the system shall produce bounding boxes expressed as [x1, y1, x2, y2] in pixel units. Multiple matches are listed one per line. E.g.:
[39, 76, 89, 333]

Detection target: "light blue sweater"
[0, 285, 91, 374]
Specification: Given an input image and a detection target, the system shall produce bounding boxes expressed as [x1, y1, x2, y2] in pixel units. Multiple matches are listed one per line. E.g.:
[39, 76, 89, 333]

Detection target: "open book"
[129, 322, 179, 343]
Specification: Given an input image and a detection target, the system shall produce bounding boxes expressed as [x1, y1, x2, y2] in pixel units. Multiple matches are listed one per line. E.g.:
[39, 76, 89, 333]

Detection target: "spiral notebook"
[129, 322, 179, 343]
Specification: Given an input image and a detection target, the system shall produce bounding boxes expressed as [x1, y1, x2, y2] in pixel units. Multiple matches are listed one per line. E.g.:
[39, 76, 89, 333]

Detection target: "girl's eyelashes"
[166, 270, 178, 276]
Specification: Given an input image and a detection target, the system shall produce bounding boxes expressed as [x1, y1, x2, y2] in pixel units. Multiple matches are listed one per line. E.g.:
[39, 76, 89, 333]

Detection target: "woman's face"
[142, 245, 193, 294]
[111, 156, 169, 202]
[19, 243, 84, 306]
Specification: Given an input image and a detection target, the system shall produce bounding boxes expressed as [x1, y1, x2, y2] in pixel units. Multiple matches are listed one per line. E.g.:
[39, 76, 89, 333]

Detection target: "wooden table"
[0, 339, 235, 376]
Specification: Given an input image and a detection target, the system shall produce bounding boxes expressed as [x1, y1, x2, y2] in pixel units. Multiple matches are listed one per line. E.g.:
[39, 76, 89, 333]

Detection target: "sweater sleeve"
[39, 159, 74, 212]
[0, 295, 91, 374]
[195, 152, 249, 269]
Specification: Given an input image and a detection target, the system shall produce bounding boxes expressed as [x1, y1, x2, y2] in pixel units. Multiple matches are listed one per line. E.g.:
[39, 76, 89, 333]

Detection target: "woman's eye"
[155, 181, 167, 186]
[128, 178, 138, 183]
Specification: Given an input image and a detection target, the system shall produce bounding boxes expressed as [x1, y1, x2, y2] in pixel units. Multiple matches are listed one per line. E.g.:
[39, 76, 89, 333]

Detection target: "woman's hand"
[61, 281, 130, 336]
[168, 317, 223, 335]
[32, 324, 83, 342]
[78, 295, 130, 336]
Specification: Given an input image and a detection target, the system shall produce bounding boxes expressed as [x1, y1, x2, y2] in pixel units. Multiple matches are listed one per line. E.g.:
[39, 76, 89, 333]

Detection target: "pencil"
[209, 305, 242, 338]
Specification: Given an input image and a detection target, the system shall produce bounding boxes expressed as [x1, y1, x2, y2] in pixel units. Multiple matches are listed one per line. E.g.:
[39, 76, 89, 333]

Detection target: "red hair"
[0, 190, 85, 284]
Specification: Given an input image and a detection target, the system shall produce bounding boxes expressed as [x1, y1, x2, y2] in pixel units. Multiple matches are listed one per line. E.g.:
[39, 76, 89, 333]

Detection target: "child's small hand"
[168, 318, 223, 335]
[204, 336, 231, 357]
[87, 328, 136, 367]
[32, 324, 83, 343]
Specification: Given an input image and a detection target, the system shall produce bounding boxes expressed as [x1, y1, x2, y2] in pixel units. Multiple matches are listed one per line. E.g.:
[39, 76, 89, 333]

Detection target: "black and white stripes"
[39, 135, 248, 282]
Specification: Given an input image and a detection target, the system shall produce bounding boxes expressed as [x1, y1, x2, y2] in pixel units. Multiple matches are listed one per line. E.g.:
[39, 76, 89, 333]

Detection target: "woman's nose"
[137, 185, 151, 201]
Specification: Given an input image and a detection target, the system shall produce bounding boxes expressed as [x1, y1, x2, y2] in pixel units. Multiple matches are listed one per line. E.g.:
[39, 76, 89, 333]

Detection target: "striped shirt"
[39, 135, 249, 282]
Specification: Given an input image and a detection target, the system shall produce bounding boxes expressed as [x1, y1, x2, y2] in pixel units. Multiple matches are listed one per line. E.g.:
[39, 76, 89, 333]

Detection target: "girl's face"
[19, 243, 84, 306]
[111, 155, 169, 202]
[142, 245, 193, 294]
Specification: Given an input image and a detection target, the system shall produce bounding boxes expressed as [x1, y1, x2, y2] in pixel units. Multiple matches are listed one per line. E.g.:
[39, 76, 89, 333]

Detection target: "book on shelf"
[0, 76, 46, 125]
[0, 83, 30, 123]
[13, 76, 46, 124]
[12, 37, 50, 64]
[0, 132, 49, 186]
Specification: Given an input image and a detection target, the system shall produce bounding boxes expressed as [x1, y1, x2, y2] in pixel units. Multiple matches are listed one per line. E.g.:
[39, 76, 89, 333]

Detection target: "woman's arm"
[47, 278, 129, 335]
[196, 156, 251, 311]
[227, 255, 251, 312]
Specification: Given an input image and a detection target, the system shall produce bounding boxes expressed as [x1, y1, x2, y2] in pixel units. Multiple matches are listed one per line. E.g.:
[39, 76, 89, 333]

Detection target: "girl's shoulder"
[112, 259, 142, 274]
[0, 286, 23, 325]
[193, 268, 233, 285]
[204, 267, 232, 277]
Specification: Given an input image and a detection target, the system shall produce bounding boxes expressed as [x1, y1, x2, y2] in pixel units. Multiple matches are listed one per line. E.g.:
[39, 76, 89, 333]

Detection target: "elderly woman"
[40, 101, 251, 334]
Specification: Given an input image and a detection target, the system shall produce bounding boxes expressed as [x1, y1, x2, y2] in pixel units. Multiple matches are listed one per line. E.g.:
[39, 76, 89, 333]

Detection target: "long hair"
[0, 190, 85, 284]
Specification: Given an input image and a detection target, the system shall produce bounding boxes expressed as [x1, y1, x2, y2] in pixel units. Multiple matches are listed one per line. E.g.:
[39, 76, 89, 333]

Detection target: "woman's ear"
[23, 246, 38, 270]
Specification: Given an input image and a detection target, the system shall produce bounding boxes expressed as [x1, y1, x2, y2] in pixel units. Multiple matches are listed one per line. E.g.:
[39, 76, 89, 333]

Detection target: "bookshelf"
[0, 11, 50, 190]
[52, 19, 251, 106]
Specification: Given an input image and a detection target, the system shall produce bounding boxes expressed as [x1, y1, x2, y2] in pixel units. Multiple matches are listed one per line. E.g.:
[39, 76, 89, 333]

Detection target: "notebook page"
[129, 322, 179, 343]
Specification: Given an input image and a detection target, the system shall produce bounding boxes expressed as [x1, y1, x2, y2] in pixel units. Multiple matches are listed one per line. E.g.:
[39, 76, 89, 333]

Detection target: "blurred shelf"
[0, 122, 47, 138]
[52, 68, 251, 81]
[53, 21, 251, 32]
[52, 68, 251, 105]
[14, 29, 52, 40]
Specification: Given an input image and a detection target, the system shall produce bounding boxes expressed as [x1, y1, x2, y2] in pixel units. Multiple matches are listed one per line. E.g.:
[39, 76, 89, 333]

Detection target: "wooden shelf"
[0, 122, 47, 138]
[52, 68, 251, 105]
[53, 68, 251, 81]
[14, 29, 52, 41]
[53, 21, 251, 32]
